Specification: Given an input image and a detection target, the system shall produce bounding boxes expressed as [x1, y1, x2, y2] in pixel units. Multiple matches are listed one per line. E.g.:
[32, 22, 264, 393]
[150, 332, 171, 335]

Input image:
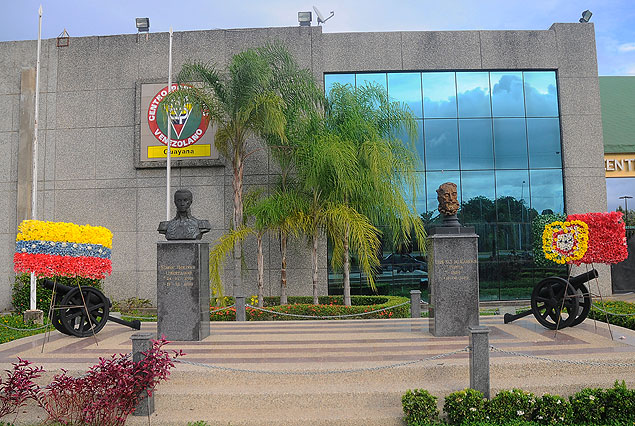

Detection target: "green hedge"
[403, 381, 635, 425]
[12, 274, 103, 314]
[588, 301, 635, 330]
[210, 295, 410, 321]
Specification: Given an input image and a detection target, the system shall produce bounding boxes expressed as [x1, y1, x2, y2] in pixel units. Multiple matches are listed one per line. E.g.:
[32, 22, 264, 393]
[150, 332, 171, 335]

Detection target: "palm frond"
[209, 226, 254, 305]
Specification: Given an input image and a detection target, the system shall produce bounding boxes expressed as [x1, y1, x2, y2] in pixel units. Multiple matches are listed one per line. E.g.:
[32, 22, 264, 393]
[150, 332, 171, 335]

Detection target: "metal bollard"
[410, 290, 421, 318]
[468, 326, 490, 399]
[235, 295, 246, 321]
[131, 332, 155, 416]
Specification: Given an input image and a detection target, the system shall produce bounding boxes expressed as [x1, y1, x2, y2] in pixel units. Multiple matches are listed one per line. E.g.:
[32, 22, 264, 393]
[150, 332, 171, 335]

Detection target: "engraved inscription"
[159, 264, 195, 287]
[436, 259, 475, 281]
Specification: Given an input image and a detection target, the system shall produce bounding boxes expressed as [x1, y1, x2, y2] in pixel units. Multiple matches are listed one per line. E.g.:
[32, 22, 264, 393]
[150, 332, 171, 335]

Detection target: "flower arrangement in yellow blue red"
[542, 211, 628, 265]
[14, 220, 113, 279]
[542, 220, 589, 264]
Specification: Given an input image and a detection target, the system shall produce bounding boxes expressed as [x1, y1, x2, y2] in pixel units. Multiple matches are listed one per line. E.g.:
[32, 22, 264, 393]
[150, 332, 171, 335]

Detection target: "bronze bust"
[437, 182, 459, 216]
[436, 182, 461, 227]
[158, 189, 211, 240]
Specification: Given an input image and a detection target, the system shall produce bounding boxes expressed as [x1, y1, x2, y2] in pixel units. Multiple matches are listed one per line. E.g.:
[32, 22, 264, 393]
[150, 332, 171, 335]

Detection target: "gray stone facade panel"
[96, 35, 140, 90]
[479, 30, 557, 69]
[558, 77, 602, 116]
[322, 32, 403, 72]
[95, 126, 137, 179]
[96, 88, 136, 127]
[56, 90, 97, 129]
[401, 31, 481, 70]
[54, 128, 96, 180]
[551, 23, 599, 78]
[56, 37, 100, 92]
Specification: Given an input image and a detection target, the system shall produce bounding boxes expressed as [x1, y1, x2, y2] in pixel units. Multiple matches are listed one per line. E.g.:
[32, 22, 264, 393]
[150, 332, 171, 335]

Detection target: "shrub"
[402, 389, 439, 425]
[487, 389, 536, 424]
[532, 394, 572, 424]
[569, 387, 605, 424]
[588, 301, 635, 331]
[41, 338, 181, 426]
[603, 380, 635, 424]
[210, 295, 410, 321]
[112, 297, 153, 312]
[12, 274, 103, 314]
[0, 358, 44, 421]
[444, 388, 487, 424]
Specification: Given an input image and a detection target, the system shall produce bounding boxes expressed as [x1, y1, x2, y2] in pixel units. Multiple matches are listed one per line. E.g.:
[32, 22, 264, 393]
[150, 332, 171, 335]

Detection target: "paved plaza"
[1, 315, 634, 425]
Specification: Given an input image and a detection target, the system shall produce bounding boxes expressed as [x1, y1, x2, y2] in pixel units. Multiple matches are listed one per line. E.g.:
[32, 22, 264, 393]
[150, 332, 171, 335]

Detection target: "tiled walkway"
[2, 316, 634, 425]
[1, 316, 634, 371]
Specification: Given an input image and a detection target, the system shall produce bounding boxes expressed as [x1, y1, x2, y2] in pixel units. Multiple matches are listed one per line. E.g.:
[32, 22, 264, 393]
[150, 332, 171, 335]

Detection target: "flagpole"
[166, 27, 173, 220]
[30, 4, 43, 311]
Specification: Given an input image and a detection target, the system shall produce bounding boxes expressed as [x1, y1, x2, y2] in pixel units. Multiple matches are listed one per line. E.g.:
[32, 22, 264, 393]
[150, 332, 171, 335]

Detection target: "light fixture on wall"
[136, 17, 150, 32]
[579, 10, 592, 23]
[298, 11, 312, 26]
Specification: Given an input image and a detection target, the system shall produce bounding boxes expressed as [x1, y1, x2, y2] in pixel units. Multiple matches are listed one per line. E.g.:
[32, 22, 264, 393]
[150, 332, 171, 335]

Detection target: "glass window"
[490, 72, 525, 117]
[527, 118, 562, 168]
[387, 73, 423, 118]
[426, 170, 460, 217]
[457, 72, 491, 118]
[493, 118, 528, 169]
[459, 119, 494, 170]
[356, 73, 387, 91]
[530, 169, 564, 215]
[524, 71, 559, 117]
[402, 172, 426, 215]
[324, 70, 564, 302]
[460, 171, 496, 223]
[324, 74, 355, 96]
[495, 169, 530, 223]
[607, 177, 635, 212]
[422, 72, 457, 118]
[424, 119, 459, 171]
[397, 120, 424, 171]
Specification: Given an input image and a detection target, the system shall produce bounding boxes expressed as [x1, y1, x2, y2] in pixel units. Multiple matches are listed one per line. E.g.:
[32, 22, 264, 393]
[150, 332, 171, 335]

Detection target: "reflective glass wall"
[325, 71, 566, 300]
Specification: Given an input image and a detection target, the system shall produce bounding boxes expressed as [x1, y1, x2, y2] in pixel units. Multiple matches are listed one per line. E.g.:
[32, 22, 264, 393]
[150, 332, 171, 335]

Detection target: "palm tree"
[161, 47, 288, 302]
[324, 83, 427, 306]
[257, 43, 324, 305]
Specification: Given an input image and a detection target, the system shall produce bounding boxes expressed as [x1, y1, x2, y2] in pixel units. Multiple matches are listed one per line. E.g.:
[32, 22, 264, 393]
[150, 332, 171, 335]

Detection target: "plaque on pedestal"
[157, 241, 210, 341]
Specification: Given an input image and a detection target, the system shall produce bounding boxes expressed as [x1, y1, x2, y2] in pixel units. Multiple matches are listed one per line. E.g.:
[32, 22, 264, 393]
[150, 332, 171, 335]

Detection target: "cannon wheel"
[531, 277, 579, 330]
[571, 283, 591, 327]
[59, 287, 110, 337]
[51, 308, 72, 335]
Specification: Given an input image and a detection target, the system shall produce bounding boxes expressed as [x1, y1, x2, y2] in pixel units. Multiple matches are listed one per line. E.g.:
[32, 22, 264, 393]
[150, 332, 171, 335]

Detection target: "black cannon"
[41, 279, 141, 337]
[504, 269, 598, 330]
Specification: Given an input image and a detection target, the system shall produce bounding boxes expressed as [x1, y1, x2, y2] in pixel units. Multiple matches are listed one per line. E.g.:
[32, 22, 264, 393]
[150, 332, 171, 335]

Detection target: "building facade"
[0, 23, 609, 309]
[600, 76, 635, 293]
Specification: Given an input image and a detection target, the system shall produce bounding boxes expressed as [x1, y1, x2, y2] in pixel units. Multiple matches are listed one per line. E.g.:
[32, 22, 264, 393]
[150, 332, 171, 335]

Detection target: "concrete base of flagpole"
[24, 309, 44, 325]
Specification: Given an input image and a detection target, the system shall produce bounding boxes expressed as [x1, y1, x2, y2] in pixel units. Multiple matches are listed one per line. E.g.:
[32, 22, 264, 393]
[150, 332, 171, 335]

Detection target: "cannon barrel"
[40, 278, 75, 295]
[567, 269, 598, 289]
[504, 309, 532, 323]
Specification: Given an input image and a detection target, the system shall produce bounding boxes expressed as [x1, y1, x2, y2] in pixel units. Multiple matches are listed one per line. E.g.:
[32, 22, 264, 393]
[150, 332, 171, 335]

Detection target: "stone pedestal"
[23, 309, 44, 325]
[428, 227, 479, 336]
[157, 241, 210, 341]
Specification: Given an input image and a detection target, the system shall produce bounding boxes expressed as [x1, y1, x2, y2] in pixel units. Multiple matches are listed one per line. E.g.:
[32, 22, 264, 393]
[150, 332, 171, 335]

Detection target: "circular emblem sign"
[147, 84, 210, 148]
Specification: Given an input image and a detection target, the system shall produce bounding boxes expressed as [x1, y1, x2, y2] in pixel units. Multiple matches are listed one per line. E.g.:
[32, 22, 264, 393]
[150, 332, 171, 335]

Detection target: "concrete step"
[124, 406, 406, 426]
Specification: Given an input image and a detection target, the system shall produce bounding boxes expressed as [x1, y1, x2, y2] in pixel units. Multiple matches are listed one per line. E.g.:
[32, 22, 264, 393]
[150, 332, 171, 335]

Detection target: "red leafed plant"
[41, 338, 182, 426]
[0, 358, 45, 422]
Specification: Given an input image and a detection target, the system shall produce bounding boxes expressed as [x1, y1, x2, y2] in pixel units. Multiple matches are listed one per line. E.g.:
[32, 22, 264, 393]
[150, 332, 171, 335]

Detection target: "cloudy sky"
[2, 0, 635, 75]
